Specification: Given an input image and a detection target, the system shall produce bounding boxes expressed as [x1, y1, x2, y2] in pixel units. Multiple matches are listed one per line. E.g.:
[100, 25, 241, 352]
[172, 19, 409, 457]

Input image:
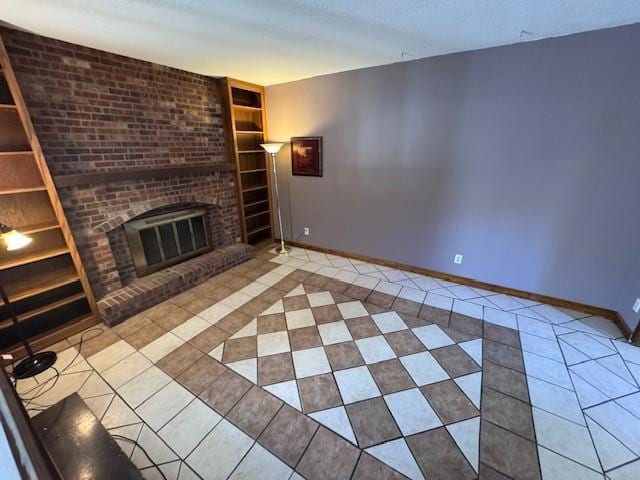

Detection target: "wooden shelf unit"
[0, 36, 98, 356]
[220, 78, 274, 246]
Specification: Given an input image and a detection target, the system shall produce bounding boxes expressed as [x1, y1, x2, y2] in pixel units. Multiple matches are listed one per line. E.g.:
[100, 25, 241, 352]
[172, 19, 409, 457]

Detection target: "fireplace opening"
[124, 208, 212, 277]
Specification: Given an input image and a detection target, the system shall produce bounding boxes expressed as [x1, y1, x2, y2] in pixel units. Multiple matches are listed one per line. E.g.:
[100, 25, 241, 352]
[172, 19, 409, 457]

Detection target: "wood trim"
[53, 164, 236, 188]
[0, 35, 100, 324]
[632, 319, 640, 344]
[278, 239, 633, 341]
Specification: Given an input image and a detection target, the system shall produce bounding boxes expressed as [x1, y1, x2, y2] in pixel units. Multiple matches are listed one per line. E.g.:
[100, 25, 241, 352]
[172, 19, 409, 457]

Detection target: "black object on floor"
[32, 393, 143, 480]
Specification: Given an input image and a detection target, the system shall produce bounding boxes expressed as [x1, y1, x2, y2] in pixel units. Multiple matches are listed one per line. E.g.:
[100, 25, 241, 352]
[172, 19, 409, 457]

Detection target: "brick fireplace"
[2, 27, 253, 325]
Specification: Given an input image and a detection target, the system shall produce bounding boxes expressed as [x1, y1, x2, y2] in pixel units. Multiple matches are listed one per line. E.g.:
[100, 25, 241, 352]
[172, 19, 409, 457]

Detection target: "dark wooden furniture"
[0, 35, 98, 358]
[219, 78, 274, 247]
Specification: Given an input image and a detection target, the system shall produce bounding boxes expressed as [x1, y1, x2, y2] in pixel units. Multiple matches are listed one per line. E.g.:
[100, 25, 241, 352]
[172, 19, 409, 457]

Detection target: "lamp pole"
[261, 143, 290, 255]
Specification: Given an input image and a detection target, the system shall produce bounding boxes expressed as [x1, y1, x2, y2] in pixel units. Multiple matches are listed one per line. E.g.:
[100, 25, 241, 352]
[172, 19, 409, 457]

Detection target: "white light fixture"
[260, 142, 290, 255]
[1, 224, 32, 251]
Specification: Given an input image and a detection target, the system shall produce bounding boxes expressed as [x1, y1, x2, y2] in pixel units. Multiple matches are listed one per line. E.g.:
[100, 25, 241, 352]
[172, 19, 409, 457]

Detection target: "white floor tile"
[227, 358, 257, 383]
[140, 332, 184, 363]
[32, 371, 91, 408]
[309, 406, 357, 444]
[447, 417, 480, 473]
[397, 286, 426, 303]
[318, 321, 353, 345]
[538, 446, 604, 480]
[614, 340, 640, 365]
[519, 332, 564, 362]
[337, 301, 369, 319]
[102, 352, 152, 389]
[136, 381, 194, 430]
[334, 366, 381, 404]
[353, 274, 379, 290]
[384, 388, 442, 436]
[102, 396, 141, 429]
[570, 361, 638, 400]
[262, 300, 284, 315]
[458, 339, 482, 366]
[87, 340, 136, 372]
[229, 443, 292, 480]
[230, 318, 257, 339]
[221, 291, 252, 309]
[285, 285, 305, 297]
[412, 276, 441, 292]
[172, 316, 210, 341]
[292, 347, 331, 378]
[371, 312, 408, 333]
[209, 344, 224, 361]
[78, 371, 113, 398]
[374, 281, 402, 296]
[285, 308, 316, 330]
[400, 351, 449, 386]
[523, 351, 573, 389]
[159, 399, 222, 458]
[454, 372, 482, 409]
[200, 303, 234, 324]
[118, 366, 172, 408]
[307, 291, 335, 307]
[452, 300, 483, 320]
[585, 416, 636, 471]
[132, 425, 179, 469]
[366, 438, 424, 480]
[531, 305, 574, 324]
[532, 407, 601, 471]
[355, 336, 396, 364]
[527, 376, 585, 425]
[559, 340, 591, 365]
[517, 315, 557, 340]
[412, 324, 454, 350]
[187, 420, 254, 480]
[423, 292, 454, 310]
[570, 371, 609, 408]
[606, 459, 640, 480]
[447, 285, 480, 301]
[561, 332, 615, 359]
[264, 380, 301, 410]
[585, 400, 640, 455]
[486, 294, 525, 311]
[597, 355, 638, 386]
[257, 331, 291, 357]
[483, 308, 518, 330]
[616, 391, 640, 419]
[85, 394, 114, 420]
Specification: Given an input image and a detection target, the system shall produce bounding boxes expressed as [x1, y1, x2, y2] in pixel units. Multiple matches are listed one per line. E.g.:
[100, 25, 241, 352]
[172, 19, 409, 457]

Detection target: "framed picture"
[291, 136, 322, 177]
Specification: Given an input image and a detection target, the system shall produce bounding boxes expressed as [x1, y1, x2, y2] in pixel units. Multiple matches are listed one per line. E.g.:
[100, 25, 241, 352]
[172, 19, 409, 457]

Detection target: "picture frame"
[291, 136, 322, 177]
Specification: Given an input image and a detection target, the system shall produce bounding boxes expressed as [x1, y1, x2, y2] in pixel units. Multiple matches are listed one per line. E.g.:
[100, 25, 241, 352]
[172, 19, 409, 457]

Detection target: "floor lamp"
[1, 223, 58, 379]
[260, 143, 290, 255]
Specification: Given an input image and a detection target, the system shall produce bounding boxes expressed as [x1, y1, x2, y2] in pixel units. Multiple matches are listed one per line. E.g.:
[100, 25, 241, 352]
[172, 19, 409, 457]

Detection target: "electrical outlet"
[454, 254, 463, 265]
[304, 227, 310, 236]
[633, 298, 640, 314]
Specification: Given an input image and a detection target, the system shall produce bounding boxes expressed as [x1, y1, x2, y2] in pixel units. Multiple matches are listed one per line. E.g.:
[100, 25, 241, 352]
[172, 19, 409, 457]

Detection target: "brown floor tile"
[344, 285, 372, 301]
[384, 330, 426, 356]
[153, 306, 193, 331]
[323, 278, 350, 294]
[440, 325, 479, 343]
[284, 295, 311, 311]
[227, 385, 283, 438]
[298, 373, 343, 413]
[330, 292, 353, 304]
[369, 359, 416, 394]
[289, 326, 322, 351]
[302, 273, 330, 289]
[449, 312, 484, 338]
[71, 328, 120, 358]
[345, 316, 381, 339]
[325, 341, 365, 371]
[352, 453, 407, 480]
[222, 336, 257, 363]
[421, 380, 479, 424]
[182, 296, 217, 315]
[302, 283, 324, 294]
[483, 339, 524, 373]
[258, 287, 285, 304]
[124, 323, 167, 350]
[407, 427, 476, 480]
[484, 323, 521, 349]
[156, 342, 204, 378]
[274, 277, 303, 293]
[366, 291, 396, 309]
[257, 313, 287, 334]
[225, 276, 251, 290]
[200, 369, 252, 415]
[112, 313, 152, 338]
[346, 397, 401, 448]
[363, 302, 389, 315]
[482, 360, 530, 403]
[391, 298, 421, 316]
[168, 289, 200, 307]
[401, 313, 432, 328]
[312, 304, 343, 324]
[176, 355, 227, 395]
[431, 345, 481, 378]
[480, 420, 541, 480]
[205, 286, 237, 302]
[258, 352, 295, 386]
[479, 462, 512, 480]
[239, 298, 271, 318]
[418, 305, 451, 328]
[216, 310, 253, 335]
[289, 270, 312, 282]
[189, 325, 230, 352]
[297, 427, 360, 480]
[143, 300, 179, 321]
[482, 388, 534, 440]
[258, 404, 319, 467]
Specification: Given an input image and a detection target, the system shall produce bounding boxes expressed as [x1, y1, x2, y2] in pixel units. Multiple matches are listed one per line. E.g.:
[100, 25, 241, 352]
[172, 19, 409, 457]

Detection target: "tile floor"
[10, 246, 640, 480]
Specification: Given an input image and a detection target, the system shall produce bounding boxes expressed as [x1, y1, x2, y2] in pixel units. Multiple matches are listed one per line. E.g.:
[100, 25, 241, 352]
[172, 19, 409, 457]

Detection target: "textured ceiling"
[2, 0, 640, 85]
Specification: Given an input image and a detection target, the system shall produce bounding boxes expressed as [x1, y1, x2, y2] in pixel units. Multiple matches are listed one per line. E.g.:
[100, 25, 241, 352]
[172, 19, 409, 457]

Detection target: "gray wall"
[266, 24, 640, 332]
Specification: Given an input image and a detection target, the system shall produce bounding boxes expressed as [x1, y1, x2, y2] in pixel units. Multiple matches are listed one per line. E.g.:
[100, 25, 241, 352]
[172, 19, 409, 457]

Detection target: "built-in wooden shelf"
[236, 130, 264, 134]
[247, 225, 271, 236]
[245, 210, 270, 220]
[241, 168, 267, 174]
[0, 33, 98, 355]
[0, 247, 70, 271]
[238, 150, 265, 154]
[242, 185, 268, 193]
[233, 104, 262, 112]
[244, 199, 270, 208]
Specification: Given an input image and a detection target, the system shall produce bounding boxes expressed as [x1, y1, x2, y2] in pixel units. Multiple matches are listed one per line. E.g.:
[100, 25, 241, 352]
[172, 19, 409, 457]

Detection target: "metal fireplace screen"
[124, 208, 211, 277]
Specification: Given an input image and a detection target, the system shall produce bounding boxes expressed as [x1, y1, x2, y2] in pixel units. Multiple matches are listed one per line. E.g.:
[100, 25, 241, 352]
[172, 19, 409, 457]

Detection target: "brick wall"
[1, 27, 242, 299]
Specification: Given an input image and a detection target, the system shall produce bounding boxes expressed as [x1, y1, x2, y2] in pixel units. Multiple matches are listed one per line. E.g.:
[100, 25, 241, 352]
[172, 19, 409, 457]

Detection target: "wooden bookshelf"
[0, 35, 98, 356]
[219, 78, 274, 247]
